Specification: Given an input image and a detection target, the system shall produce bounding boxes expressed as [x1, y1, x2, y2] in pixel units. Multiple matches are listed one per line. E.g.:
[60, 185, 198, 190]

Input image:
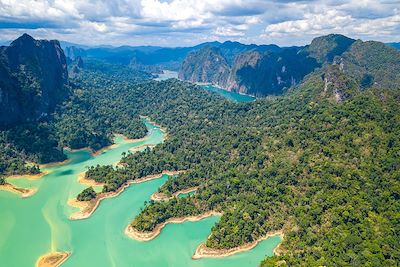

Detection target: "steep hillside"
[0, 34, 69, 126]
[336, 40, 400, 89]
[225, 49, 318, 96]
[305, 34, 355, 63]
[178, 46, 231, 86]
[178, 34, 399, 97]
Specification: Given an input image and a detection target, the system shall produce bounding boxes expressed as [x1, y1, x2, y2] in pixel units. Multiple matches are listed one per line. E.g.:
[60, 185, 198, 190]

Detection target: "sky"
[0, 0, 399, 47]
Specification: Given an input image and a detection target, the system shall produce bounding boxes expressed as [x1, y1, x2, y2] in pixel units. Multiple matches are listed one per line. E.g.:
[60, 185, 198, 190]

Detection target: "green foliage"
[0, 60, 149, 177]
[77, 186, 97, 201]
[260, 256, 286, 267]
[306, 34, 355, 63]
[80, 70, 400, 266]
[340, 40, 400, 90]
[0, 122, 66, 176]
[0, 176, 5, 185]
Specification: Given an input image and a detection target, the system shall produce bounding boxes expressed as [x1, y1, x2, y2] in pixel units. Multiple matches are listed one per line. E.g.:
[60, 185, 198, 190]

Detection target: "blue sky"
[0, 0, 399, 47]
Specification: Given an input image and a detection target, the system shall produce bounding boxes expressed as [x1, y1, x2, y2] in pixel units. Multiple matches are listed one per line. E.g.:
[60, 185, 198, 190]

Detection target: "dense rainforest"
[0, 60, 149, 177]
[79, 66, 399, 265]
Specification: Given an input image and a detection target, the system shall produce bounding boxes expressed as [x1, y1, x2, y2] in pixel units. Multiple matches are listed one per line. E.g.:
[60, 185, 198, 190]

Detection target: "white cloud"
[265, 10, 353, 34]
[0, 0, 399, 46]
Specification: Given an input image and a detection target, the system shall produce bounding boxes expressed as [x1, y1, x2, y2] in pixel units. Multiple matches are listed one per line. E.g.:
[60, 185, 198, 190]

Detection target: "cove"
[0, 118, 281, 267]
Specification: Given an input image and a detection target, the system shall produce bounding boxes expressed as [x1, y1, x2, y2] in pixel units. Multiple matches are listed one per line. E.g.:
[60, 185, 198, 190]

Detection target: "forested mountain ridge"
[0, 34, 69, 126]
[178, 34, 398, 97]
[63, 40, 281, 72]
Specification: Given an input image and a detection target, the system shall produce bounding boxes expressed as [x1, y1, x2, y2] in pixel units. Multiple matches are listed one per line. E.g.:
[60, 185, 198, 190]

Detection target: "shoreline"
[64, 131, 151, 158]
[150, 186, 198, 201]
[192, 230, 284, 259]
[140, 115, 168, 133]
[6, 170, 49, 180]
[36, 251, 70, 267]
[197, 83, 256, 99]
[129, 144, 156, 153]
[77, 172, 105, 187]
[39, 158, 70, 169]
[0, 183, 37, 198]
[69, 171, 184, 220]
[125, 211, 222, 242]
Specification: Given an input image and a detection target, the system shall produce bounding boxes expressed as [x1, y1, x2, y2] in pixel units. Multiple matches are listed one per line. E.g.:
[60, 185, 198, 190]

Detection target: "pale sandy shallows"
[0, 184, 37, 198]
[125, 211, 283, 259]
[192, 231, 284, 259]
[125, 211, 223, 241]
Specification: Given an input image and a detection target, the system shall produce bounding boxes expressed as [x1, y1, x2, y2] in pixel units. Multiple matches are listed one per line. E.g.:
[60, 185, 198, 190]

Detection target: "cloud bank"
[0, 0, 399, 46]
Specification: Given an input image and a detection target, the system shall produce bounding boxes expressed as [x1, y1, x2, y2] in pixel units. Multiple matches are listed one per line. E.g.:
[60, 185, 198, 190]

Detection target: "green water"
[0, 118, 280, 267]
[153, 70, 255, 103]
[201, 85, 255, 103]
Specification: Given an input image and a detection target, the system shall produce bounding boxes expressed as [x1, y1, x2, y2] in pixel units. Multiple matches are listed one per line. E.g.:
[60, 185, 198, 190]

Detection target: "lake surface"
[201, 85, 255, 103]
[0, 118, 280, 267]
[154, 70, 255, 103]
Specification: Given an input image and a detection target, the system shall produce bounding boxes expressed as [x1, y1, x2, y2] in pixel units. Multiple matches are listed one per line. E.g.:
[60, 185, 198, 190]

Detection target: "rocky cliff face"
[179, 46, 319, 96]
[64, 46, 87, 61]
[0, 34, 69, 126]
[224, 49, 319, 96]
[178, 46, 230, 87]
[335, 40, 400, 90]
[178, 34, 371, 96]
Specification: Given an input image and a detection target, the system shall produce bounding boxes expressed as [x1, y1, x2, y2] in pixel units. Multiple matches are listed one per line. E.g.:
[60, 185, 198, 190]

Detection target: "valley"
[0, 32, 399, 267]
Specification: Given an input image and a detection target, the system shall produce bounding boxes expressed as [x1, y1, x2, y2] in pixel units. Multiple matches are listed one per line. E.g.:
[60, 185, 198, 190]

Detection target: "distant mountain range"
[179, 35, 400, 96]
[60, 37, 400, 97]
[63, 40, 281, 72]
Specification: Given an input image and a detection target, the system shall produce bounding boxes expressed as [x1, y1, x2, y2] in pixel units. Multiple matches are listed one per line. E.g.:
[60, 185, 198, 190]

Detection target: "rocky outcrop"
[322, 64, 358, 103]
[179, 46, 319, 96]
[0, 34, 69, 126]
[64, 46, 87, 61]
[68, 56, 84, 78]
[178, 47, 230, 87]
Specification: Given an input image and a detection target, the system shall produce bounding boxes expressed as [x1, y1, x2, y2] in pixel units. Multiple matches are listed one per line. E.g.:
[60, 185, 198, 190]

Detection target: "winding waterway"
[0, 118, 280, 267]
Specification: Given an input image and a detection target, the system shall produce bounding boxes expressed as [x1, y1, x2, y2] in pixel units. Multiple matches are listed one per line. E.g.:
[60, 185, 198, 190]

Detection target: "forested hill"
[79, 41, 400, 265]
[178, 34, 400, 97]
